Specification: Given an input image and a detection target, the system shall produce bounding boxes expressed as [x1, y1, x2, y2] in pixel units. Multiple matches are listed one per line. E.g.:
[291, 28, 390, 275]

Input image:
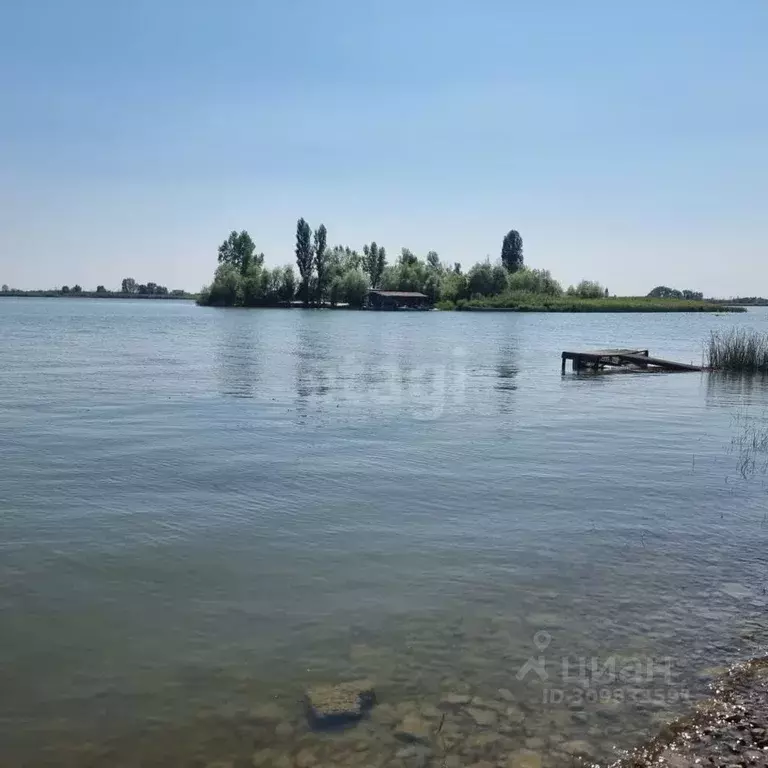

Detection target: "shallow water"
[2, 299, 768, 767]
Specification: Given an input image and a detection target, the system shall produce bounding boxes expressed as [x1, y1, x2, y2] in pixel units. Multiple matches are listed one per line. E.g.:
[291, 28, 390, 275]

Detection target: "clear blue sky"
[1, 0, 765, 295]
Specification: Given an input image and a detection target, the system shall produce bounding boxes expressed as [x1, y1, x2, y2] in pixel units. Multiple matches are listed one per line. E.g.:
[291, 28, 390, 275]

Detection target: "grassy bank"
[706, 329, 768, 371]
[436, 293, 744, 313]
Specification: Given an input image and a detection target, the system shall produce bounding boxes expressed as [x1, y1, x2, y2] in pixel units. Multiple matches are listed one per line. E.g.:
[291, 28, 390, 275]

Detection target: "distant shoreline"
[434, 295, 746, 313]
[195, 299, 745, 313]
[451, 303, 746, 313]
[0, 291, 197, 301]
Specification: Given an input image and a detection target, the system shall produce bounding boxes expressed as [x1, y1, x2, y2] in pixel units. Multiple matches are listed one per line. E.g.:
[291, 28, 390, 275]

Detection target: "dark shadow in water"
[214, 315, 261, 398]
[558, 366, 641, 386]
[358, 357, 388, 396]
[494, 344, 519, 414]
[398, 351, 413, 391]
[495, 345, 519, 392]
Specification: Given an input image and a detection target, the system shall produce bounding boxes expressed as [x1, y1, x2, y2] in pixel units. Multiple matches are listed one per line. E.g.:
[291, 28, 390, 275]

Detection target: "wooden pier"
[561, 348, 702, 374]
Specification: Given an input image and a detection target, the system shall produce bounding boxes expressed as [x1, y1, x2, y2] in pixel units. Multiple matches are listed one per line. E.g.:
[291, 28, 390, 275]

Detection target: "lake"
[2, 298, 768, 768]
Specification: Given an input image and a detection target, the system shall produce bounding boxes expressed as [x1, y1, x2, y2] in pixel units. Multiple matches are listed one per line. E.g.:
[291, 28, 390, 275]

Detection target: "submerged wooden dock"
[561, 348, 702, 374]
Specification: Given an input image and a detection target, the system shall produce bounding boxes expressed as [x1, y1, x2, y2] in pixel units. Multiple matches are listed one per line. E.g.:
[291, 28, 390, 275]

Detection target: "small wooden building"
[364, 290, 430, 310]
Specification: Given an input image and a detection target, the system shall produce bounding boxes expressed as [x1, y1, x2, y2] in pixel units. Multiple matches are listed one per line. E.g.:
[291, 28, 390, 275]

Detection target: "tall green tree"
[121, 277, 136, 294]
[501, 229, 524, 273]
[295, 218, 314, 304]
[329, 245, 363, 273]
[313, 223, 328, 303]
[218, 230, 263, 275]
[363, 241, 386, 288]
[280, 266, 297, 301]
[376, 246, 387, 287]
[426, 251, 441, 270]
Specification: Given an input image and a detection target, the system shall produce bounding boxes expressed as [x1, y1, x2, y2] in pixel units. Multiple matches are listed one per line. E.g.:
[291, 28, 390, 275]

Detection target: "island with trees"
[196, 221, 740, 312]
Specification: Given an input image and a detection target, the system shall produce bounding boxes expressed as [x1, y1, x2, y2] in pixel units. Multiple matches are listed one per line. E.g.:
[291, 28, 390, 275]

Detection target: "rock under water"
[304, 679, 376, 728]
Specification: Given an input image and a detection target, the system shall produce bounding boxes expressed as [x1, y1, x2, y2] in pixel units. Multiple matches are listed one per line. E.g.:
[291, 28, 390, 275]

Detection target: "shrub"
[491, 265, 508, 294]
[507, 268, 563, 296]
[207, 264, 242, 306]
[279, 266, 296, 301]
[196, 285, 211, 305]
[441, 271, 468, 303]
[341, 269, 369, 307]
[467, 262, 495, 297]
[567, 280, 604, 299]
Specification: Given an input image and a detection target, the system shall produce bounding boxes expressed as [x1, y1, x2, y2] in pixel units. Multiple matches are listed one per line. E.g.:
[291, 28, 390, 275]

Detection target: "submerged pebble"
[394, 713, 434, 744]
[506, 749, 543, 768]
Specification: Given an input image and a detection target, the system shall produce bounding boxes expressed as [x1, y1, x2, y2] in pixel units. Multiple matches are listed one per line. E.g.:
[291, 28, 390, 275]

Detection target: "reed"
[436, 294, 741, 313]
[706, 329, 768, 372]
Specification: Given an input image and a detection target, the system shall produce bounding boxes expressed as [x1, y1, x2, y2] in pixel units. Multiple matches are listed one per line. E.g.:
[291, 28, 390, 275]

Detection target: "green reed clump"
[706, 329, 768, 371]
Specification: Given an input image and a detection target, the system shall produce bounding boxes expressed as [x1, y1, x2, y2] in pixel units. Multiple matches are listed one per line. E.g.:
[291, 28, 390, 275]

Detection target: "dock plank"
[617, 353, 701, 372]
[561, 348, 700, 373]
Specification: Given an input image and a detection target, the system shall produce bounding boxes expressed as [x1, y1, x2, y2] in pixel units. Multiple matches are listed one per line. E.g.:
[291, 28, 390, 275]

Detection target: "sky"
[0, 1, 765, 296]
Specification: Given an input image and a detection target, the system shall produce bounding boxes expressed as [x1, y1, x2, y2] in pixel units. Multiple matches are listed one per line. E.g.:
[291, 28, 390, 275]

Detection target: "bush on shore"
[566, 280, 606, 299]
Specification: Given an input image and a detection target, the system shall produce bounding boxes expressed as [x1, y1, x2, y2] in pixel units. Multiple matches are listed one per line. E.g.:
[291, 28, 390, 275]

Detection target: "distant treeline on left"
[0, 279, 195, 300]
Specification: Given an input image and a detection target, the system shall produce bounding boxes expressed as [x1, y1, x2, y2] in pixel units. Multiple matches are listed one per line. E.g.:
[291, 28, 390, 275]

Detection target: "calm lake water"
[2, 298, 768, 768]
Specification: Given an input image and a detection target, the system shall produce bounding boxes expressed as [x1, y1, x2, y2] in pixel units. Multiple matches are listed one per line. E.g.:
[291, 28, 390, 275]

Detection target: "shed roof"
[368, 290, 428, 298]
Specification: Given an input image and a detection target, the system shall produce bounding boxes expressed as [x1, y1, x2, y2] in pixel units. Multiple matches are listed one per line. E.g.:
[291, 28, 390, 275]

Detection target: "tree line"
[198, 221, 594, 308]
[120, 278, 172, 296]
[647, 285, 703, 300]
[0, 281, 186, 297]
[57, 280, 172, 295]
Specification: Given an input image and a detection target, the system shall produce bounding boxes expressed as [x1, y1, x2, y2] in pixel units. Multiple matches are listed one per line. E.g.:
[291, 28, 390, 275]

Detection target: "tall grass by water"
[437, 293, 741, 313]
[706, 329, 768, 372]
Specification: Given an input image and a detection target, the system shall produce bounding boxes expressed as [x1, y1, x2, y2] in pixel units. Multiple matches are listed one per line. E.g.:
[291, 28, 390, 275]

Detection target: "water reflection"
[706, 371, 768, 407]
[728, 410, 768, 481]
[494, 344, 519, 414]
[495, 345, 519, 392]
[214, 314, 261, 398]
[294, 319, 330, 421]
[8, 303, 768, 767]
[291, 327, 480, 422]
